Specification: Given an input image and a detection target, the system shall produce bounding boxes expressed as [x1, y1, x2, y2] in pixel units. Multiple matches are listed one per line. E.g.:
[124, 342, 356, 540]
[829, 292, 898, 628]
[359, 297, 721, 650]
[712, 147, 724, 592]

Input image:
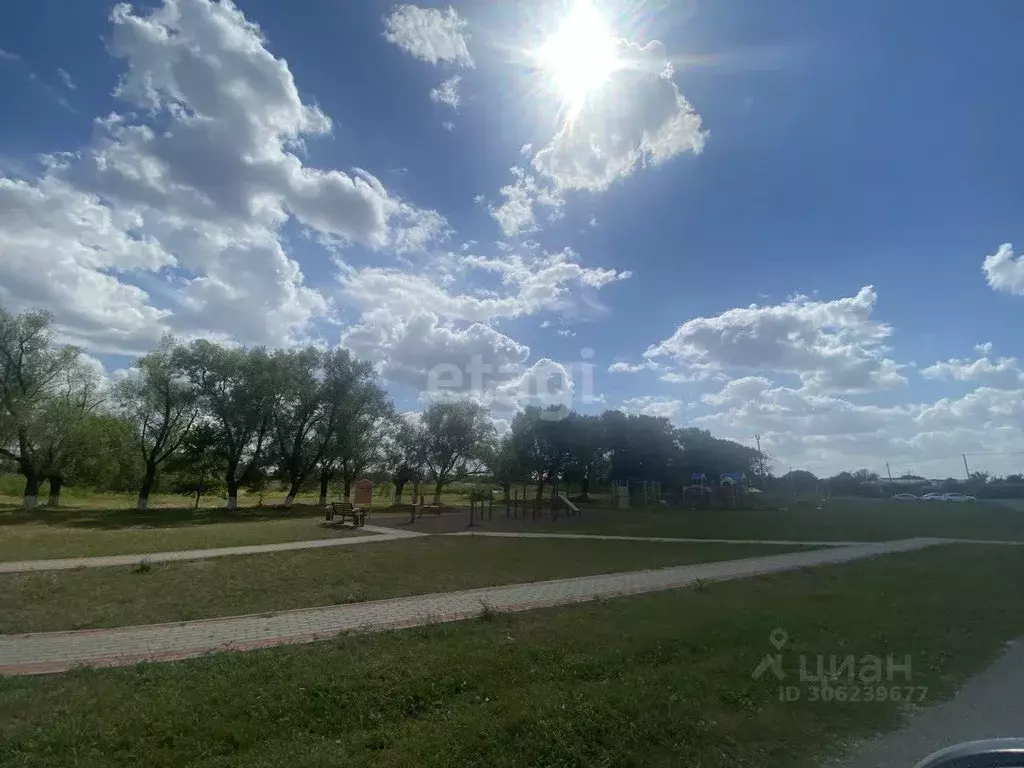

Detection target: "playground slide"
[558, 493, 580, 513]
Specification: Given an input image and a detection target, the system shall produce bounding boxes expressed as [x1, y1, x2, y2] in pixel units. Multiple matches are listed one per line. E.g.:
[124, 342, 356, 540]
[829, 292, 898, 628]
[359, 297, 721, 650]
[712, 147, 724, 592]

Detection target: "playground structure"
[614, 480, 662, 509]
[401, 479, 582, 527]
[501, 480, 582, 523]
[683, 471, 748, 509]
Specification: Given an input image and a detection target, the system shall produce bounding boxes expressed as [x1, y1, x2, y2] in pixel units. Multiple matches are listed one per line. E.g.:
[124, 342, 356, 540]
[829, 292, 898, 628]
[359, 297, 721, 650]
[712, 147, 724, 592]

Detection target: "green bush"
[0, 473, 24, 496]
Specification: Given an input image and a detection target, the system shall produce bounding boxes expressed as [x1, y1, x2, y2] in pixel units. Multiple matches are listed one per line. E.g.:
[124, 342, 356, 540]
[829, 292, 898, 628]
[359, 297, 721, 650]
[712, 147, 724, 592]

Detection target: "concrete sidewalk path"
[447, 531, 867, 547]
[0, 538, 941, 676]
[0, 524, 426, 574]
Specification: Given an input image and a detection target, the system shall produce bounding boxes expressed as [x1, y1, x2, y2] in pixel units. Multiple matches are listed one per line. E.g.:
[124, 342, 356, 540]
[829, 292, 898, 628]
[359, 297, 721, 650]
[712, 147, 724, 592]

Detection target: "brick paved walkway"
[0, 538, 942, 676]
[0, 524, 425, 574]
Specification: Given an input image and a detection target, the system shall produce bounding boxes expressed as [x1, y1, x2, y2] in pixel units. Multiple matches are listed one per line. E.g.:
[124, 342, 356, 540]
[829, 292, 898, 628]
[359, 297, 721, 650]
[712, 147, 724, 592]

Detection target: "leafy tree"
[419, 400, 495, 504]
[317, 372, 392, 505]
[563, 413, 606, 500]
[176, 341, 277, 509]
[677, 428, 762, 483]
[270, 347, 330, 505]
[272, 348, 385, 505]
[165, 423, 227, 509]
[484, 433, 523, 502]
[0, 308, 85, 508]
[510, 406, 576, 508]
[381, 419, 426, 505]
[602, 410, 684, 486]
[778, 469, 819, 496]
[69, 414, 144, 493]
[115, 336, 198, 510]
[35, 369, 107, 506]
[337, 415, 390, 502]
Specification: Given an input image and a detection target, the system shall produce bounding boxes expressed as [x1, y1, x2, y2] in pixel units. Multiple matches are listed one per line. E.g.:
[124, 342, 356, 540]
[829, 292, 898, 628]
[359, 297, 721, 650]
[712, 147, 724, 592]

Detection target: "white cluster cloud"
[621, 395, 686, 422]
[341, 310, 529, 393]
[921, 343, 1024, 388]
[645, 287, 906, 394]
[336, 246, 628, 324]
[337, 246, 626, 405]
[384, 5, 474, 67]
[487, 166, 564, 238]
[0, 0, 447, 354]
[531, 40, 705, 192]
[494, 358, 575, 412]
[0, 0, 456, 354]
[608, 360, 668, 374]
[430, 75, 462, 109]
[695, 376, 1024, 476]
[983, 243, 1024, 295]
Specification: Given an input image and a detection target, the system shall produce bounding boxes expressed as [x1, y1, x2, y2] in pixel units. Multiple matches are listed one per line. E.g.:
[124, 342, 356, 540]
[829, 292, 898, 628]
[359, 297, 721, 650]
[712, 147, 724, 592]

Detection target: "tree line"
[777, 468, 1024, 498]
[1, 307, 770, 511]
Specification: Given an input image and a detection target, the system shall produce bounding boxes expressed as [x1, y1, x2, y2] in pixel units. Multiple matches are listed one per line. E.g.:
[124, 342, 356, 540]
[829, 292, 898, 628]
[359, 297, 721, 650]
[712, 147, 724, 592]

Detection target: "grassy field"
[2, 544, 1023, 767]
[500, 499, 1024, 542]
[5, 495, 1023, 562]
[0, 503, 369, 561]
[0, 537, 803, 633]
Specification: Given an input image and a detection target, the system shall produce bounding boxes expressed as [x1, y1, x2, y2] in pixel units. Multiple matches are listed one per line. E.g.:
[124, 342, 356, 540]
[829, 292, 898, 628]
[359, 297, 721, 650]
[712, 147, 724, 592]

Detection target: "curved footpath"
[0, 524, 425, 573]
[0, 538, 941, 676]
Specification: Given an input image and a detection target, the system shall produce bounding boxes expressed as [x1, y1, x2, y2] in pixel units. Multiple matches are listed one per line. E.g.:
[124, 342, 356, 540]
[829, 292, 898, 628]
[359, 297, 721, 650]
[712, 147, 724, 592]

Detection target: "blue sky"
[2, 0, 1023, 478]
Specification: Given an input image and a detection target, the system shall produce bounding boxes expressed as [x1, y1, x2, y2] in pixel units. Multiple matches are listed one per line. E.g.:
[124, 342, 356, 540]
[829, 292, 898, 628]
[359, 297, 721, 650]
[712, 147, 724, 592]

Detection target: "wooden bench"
[325, 502, 368, 527]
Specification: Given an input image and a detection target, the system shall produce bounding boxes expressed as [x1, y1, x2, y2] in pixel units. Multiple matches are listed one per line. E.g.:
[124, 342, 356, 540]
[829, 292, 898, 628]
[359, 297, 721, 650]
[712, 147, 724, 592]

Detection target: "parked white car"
[920, 493, 945, 501]
[891, 493, 920, 502]
[941, 493, 976, 503]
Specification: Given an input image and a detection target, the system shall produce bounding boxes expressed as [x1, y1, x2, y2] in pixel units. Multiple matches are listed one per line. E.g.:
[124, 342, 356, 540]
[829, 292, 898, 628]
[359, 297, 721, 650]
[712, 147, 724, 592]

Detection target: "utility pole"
[886, 462, 893, 484]
[962, 454, 971, 480]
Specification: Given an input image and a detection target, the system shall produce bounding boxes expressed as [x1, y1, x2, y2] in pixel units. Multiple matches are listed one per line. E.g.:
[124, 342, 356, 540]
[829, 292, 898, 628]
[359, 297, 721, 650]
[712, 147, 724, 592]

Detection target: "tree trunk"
[23, 471, 40, 510]
[47, 475, 63, 507]
[579, 465, 592, 501]
[343, 475, 352, 502]
[138, 464, 157, 511]
[534, 474, 545, 514]
[225, 463, 239, 511]
[433, 481, 443, 506]
[284, 478, 302, 506]
[394, 479, 406, 505]
[194, 489, 202, 509]
[318, 466, 331, 507]
[225, 475, 239, 511]
[502, 482, 511, 502]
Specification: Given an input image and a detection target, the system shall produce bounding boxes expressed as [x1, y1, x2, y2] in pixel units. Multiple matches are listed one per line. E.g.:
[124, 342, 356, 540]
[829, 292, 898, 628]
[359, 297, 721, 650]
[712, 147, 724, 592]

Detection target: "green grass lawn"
[0, 504, 369, 561]
[0, 538, 803, 633]
[500, 499, 1024, 541]
[6, 495, 1022, 563]
[2, 544, 1023, 767]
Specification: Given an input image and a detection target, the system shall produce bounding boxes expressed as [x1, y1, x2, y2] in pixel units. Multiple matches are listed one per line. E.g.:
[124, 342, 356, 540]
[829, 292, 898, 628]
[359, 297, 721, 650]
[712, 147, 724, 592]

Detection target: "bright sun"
[535, 1, 620, 108]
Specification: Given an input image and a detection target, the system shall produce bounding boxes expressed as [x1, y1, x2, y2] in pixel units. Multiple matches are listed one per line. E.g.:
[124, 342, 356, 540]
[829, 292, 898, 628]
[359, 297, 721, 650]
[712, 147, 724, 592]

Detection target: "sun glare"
[535, 1, 620, 109]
